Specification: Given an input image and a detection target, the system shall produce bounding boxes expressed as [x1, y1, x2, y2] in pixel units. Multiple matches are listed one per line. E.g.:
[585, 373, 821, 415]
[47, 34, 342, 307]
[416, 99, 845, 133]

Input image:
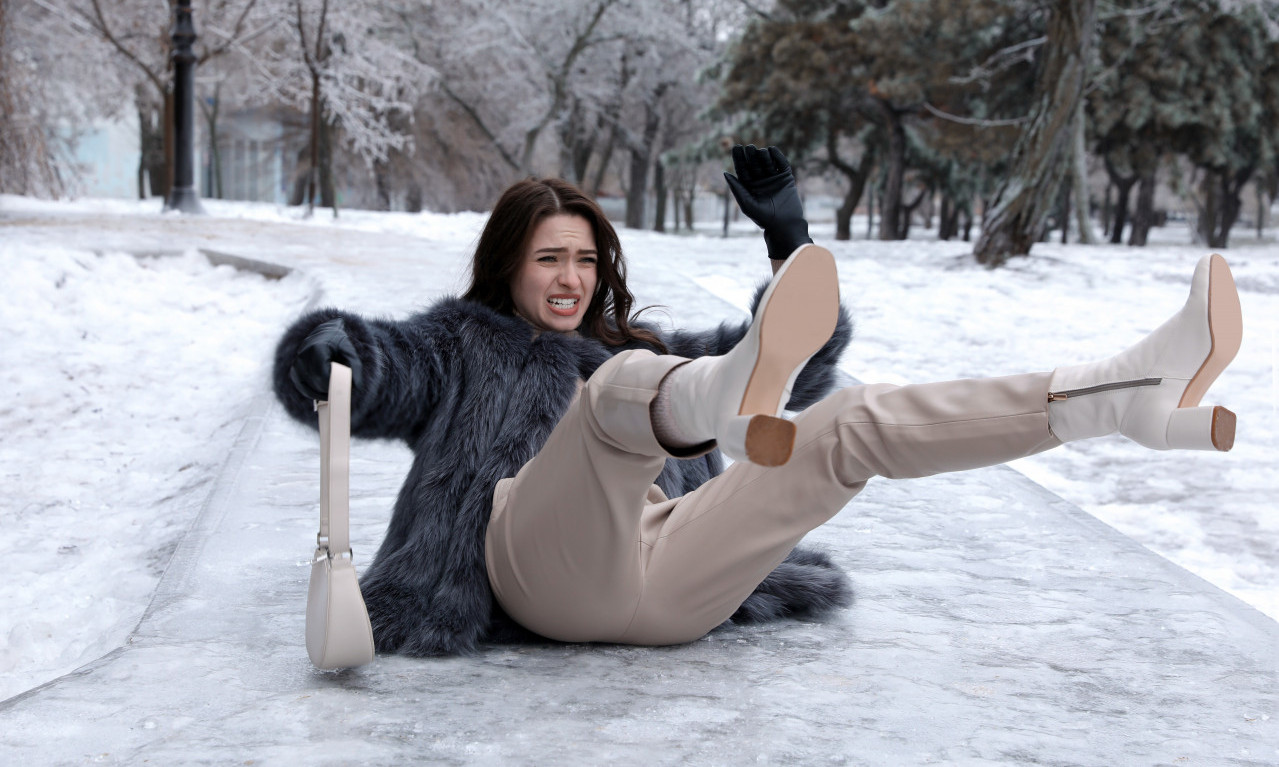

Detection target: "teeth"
[548, 298, 577, 308]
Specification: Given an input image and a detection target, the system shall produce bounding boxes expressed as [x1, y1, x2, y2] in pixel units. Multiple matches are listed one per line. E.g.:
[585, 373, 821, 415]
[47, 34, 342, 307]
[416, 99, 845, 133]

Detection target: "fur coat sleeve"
[272, 305, 459, 444]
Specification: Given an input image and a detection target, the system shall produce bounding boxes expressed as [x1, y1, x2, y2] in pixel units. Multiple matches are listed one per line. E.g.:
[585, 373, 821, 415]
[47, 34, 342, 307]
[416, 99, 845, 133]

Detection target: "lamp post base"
[164, 186, 206, 215]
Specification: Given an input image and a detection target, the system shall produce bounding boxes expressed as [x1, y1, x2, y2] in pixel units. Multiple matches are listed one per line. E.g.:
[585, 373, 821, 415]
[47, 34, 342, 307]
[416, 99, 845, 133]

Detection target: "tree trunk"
[306, 72, 321, 216]
[161, 89, 174, 199]
[200, 87, 224, 199]
[1197, 166, 1253, 248]
[873, 98, 906, 241]
[588, 122, 616, 198]
[939, 194, 956, 240]
[652, 157, 667, 233]
[1104, 154, 1136, 244]
[1109, 176, 1134, 244]
[625, 149, 648, 229]
[974, 0, 1096, 266]
[1058, 178, 1070, 243]
[138, 99, 166, 199]
[1102, 182, 1112, 236]
[1128, 163, 1157, 246]
[1258, 184, 1269, 239]
[683, 188, 694, 231]
[374, 160, 391, 211]
[899, 184, 928, 239]
[1070, 97, 1097, 243]
[866, 182, 876, 239]
[829, 132, 873, 241]
[319, 116, 336, 213]
[834, 182, 860, 241]
[624, 99, 663, 229]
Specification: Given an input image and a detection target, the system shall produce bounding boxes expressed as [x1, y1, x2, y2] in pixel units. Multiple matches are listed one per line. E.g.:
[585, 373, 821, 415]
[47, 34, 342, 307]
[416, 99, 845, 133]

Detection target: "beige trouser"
[485, 350, 1061, 646]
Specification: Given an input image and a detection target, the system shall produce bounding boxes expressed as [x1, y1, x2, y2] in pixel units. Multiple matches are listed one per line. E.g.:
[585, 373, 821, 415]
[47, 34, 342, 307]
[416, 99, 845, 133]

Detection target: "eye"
[537, 255, 558, 263]
[580, 255, 598, 266]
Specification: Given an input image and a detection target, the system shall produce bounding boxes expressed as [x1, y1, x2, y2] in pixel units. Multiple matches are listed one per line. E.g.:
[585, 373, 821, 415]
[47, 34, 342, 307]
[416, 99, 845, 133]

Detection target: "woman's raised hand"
[723, 144, 814, 261]
[289, 318, 364, 401]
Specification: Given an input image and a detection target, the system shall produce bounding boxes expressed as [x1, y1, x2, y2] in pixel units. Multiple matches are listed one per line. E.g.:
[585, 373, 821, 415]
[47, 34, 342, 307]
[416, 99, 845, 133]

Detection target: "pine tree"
[718, 0, 1040, 241]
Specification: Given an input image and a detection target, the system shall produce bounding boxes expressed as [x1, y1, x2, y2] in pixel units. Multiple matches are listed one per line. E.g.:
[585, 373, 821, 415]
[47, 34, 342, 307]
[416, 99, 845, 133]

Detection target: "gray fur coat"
[273, 288, 854, 656]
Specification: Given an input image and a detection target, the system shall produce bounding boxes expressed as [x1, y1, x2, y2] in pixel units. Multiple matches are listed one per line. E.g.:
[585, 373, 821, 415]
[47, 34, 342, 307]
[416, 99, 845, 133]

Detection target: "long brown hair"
[463, 177, 665, 351]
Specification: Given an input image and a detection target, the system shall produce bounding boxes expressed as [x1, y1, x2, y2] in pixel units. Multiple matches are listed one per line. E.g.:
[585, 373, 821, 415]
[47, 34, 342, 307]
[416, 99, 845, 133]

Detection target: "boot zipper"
[1047, 377, 1162, 402]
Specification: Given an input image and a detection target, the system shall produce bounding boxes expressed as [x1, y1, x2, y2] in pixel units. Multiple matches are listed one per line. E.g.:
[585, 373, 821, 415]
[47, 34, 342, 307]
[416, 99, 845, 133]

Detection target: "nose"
[557, 262, 582, 290]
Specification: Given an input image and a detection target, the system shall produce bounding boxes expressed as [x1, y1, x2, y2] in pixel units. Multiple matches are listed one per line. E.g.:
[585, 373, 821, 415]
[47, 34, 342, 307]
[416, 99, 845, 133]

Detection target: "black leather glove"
[289, 318, 363, 401]
[724, 144, 814, 260]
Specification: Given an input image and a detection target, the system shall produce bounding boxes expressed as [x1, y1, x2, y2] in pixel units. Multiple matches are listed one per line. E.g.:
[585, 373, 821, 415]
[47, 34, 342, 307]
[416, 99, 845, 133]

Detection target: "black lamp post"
[164, 0, 205, 214]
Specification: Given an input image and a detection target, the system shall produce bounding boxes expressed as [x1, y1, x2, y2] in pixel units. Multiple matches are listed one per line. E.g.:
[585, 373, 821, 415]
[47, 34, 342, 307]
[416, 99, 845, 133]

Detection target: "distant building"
[70, 106, 298, 205]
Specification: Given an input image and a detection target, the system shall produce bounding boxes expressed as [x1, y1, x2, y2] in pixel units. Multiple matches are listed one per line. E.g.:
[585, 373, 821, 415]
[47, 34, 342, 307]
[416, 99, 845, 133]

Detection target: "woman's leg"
[485, 349, 708, 644]
[618, 372, 1060, 645]
[618, 253, 1243, 645]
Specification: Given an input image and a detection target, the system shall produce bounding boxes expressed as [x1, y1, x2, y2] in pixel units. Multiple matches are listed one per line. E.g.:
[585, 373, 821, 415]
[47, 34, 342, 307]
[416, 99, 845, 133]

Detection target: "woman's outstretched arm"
[272, 307, 453, 443]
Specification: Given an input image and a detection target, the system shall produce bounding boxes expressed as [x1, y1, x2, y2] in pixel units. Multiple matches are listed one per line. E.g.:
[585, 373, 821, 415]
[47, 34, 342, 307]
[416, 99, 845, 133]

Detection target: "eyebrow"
[533, 246, 598, 255]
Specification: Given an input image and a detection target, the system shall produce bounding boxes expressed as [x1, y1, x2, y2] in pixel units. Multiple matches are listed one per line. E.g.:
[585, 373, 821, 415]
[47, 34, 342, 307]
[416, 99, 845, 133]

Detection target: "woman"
[275, 146, 1241, 655]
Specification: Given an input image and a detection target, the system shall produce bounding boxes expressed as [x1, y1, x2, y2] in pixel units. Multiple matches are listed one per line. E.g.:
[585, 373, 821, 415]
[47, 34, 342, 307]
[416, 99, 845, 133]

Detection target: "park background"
[2, 0, 1277, 713]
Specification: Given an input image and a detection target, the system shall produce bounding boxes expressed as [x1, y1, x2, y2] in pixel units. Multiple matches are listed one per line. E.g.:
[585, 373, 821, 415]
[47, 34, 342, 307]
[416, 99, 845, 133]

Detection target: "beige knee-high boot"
[659, 244, 841, 466]
[1047, 253, 1243, 451]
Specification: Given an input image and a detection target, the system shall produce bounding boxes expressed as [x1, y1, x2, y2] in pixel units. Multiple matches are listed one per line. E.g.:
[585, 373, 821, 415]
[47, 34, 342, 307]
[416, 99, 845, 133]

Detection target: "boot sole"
[738, 245, 840, 466]
[1183, 255, 1242, 450]
[1179, 254, 1242, 451]
[1180, 254, 1243, 409]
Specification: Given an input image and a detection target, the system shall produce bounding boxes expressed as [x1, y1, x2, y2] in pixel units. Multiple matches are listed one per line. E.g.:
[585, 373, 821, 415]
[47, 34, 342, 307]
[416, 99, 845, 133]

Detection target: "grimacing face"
[509, 214, 599, 333]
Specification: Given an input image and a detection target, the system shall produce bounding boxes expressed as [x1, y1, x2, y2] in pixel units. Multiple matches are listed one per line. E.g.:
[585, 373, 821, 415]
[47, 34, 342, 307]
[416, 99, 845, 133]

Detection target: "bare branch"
[922, 102, 1029, 127]
[85, 0, 168, 93]
[440, 81, 521, 170]
[949, 36, 1046, 86]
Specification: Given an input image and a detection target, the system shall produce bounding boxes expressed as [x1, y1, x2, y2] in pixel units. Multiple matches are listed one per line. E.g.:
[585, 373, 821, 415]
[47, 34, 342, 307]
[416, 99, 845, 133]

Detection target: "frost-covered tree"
[608, 0, 733, 229]
[2, 0, 65, 195]
[389, 0, 731, 216]
[386, 0, 626, 208]
[255, 0, 424, 215]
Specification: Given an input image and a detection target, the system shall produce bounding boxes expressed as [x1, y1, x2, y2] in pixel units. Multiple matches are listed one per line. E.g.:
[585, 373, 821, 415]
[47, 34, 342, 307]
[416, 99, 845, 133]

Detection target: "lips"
[547, 296, 580, 316]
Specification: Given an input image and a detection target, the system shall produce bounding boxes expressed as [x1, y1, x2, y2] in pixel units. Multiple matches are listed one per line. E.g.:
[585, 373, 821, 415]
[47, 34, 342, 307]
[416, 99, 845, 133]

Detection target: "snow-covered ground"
[1, 194, 1275, 704]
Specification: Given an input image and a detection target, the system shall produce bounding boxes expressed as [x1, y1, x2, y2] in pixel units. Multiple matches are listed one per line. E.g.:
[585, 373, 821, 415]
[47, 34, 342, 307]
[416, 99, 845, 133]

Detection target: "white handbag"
[306, 362, 376, 670]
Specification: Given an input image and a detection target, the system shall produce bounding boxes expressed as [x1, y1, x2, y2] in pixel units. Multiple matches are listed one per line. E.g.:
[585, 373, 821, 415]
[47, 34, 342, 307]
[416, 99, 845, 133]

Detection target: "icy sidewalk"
[0, 224, 1274, 765]
[1, 371, 1274, 765]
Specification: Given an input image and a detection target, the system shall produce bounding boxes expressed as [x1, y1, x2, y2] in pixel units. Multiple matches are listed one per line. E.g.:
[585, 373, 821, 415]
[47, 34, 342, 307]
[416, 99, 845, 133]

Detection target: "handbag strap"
[316, 363, 353, 557]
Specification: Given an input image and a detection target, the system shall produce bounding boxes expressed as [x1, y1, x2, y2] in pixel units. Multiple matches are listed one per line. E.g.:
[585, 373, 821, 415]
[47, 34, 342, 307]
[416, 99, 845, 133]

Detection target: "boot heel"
[718, 414, 797, 466]
[1166, 405, 1236, 451]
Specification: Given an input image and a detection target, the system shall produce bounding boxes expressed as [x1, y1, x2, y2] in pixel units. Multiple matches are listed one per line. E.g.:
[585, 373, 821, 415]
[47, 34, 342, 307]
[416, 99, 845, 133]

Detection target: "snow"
[1, 193, 1275, 705]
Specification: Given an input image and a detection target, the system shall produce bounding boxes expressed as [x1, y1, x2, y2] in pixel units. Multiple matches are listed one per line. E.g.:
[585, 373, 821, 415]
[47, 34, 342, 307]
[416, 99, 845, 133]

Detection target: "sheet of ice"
[1, 193, 1275, 708]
